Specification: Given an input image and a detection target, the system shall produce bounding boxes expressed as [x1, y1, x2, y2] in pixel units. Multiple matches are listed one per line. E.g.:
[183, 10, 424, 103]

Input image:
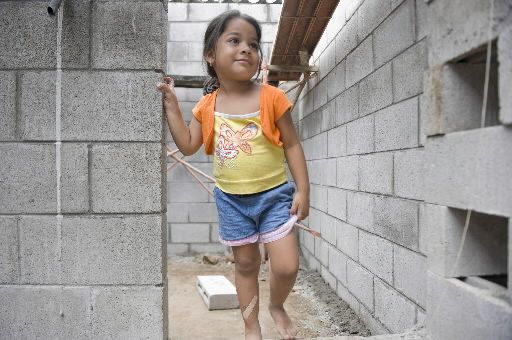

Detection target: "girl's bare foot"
[268, 304, 297, 339]
[245, 322, 262, 340]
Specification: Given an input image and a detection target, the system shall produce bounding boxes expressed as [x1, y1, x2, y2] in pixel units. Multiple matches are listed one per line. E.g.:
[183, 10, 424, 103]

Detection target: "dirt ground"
[167, 254, 370, 339]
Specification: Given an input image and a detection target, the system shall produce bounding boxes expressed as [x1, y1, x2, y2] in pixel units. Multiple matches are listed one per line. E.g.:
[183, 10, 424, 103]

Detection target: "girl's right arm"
[157, 77, 202, 156]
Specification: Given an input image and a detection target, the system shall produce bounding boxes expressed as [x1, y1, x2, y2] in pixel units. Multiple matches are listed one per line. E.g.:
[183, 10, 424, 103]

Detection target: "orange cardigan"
[192, 84, 292, 155]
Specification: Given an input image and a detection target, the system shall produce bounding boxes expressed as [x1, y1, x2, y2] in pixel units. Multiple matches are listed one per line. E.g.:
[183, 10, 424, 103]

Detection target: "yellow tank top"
[213, 110, 287, 194]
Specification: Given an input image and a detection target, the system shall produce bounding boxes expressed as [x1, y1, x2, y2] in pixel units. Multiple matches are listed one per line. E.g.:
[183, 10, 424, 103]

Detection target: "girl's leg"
[265, 229, 299, 339]
[232, 243, 262, 340]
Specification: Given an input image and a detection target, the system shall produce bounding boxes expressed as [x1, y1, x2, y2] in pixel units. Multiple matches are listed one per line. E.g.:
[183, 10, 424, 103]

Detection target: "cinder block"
[261, 23, 277, 43]
[415, 0, 429, 41]
[346, 191, 374, 232]
[337, 155, 359, 190]
[0, 3, 56, 69]
[428, 0, 510, 65]
[427, 271, 512, 340]
[168, 161, 212, 183]
[168, 42, 188, 62]
[269, 4, 282, 22]
[92, 2, 165, 69]
[61, 143, 89, 213]
[347, 114, 374, 155]
[0, 216, 18, 284]
[327, 125, 347, 158]
[357, 0, 391, 40]
[394, 245, 426, 308]
[359, 152, 393, 195]
[189, 3, 228, 21]
[61, 71, 162, 141]
[320, 212, 337, 245]
[374, 279, 416, 333]
[392, 42, 427, 102]
[167, 243, 189, 255]
[358, 303, 390, 335]
[0, 144, 56, 214]
[304, 132, 328, 160]
[169, 22, 208, 42]
[346, 259, 374, 311]
[327, 60, 346, 100]
[346, 36, 373, 88]
[394, 148, 424, 200]
[310, 158, 337, 187]
[197, 275, 238, 310]
[0, 72, 16, 141]
[345, 0, 363, 21]
[210, 223, 219, 243]
[229, 3, 268, 21]
[335, 85, 359, 125]
[337, 283, 360, 314]
[421, 204, 508, 278]
[373, 0, 415, 68]
[324, 3, 345, 45]
[91, 143, 163, 213]
[168, 61, 205, 76]
[335, 16, 358, 63]
[166, 203, 188, 223]
[423, 64, 499, 136]
[19, 71, 56, 141]
[375, 97, 418, 152]
[321, 264, 338, 291]
[321, 100, 337, 132]
[167, 2, 187, 21]
[18, 216, 59, 284]
[92, 287, 165, 339]
[61, 0, 90, 69]
[62, 215, 163, 285]
[0, 286, 92, 339]
[359, 231, 393, 284]
[373, 196, 419, 250]
[310, 184, 328, 211]
[316, 238, 329, 267]
[327, 187, 347, 221]
[304, 226, 316, 255]
[188, 42, 204, 62]
[359, 64, 393, 117]
[498, 25, 512, 124]
[314, 79, 328, 110]
[336, 221, 358, 261]
[171, 223, 210, 243]
[319, 44, 336, 81]
[300, 110, 323, 140]
[423, 126, 512, 216]
[187, 203, 218, 223]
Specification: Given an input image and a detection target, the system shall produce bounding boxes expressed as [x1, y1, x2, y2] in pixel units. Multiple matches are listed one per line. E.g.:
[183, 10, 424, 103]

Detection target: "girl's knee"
[235, 255, 260, 276]
[272, 261, 299, 280]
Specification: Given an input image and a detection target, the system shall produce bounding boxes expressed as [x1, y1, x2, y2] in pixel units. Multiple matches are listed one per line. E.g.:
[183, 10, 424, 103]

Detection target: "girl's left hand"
[290, 191, 310, 221]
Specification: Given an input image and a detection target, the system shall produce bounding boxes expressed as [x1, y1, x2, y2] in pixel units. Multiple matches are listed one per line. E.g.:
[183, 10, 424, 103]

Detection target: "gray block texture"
[375, 97, 418, 152]
[359, 152, 393, 195]
[359, 231, 393, 284]
[61, 71, 162, 142]
[0, 72, 16, 141]
[61, 215, 164, 285]
[423, 126, 512, 216]
[0, 217, 18, 284]
[421, 204, 508, 278]
[0, 144, 56, 214]
[92, 2, 166, 69]
[499, 25, 512, 124]
[428, 0, 512, 65]
[91, 143, 163, 213]
[423, 64, 499, 136]
[0, 3, 56, 69]
[427, 271, 512, 340]
[359, 64, 393, 117]
[374, 279, 416, 333]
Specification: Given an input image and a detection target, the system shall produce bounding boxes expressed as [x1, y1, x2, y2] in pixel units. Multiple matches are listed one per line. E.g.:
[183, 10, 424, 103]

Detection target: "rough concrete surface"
[168, 255, 370, 339]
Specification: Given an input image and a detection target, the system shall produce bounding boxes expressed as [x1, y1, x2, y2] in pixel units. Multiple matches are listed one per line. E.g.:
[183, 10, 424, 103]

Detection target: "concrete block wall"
[0, 1, 168, 338]
[297, 0, 512, 337]
[166, 1, 281, 255]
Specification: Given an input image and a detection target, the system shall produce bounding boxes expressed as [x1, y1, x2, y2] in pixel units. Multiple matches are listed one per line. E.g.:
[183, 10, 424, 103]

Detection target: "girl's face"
[207, 18, 260, 82]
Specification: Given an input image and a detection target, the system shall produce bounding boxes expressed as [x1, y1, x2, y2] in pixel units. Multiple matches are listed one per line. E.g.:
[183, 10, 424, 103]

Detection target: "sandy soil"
[168, 254, 370, 339]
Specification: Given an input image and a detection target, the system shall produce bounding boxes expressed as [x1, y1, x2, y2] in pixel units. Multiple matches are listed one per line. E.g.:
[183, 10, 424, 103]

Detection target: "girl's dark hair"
[202, 10, 263, 95]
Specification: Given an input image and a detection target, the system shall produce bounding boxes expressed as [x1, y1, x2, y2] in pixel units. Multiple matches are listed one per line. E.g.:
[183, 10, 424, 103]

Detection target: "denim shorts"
[213, 181, 297, 246]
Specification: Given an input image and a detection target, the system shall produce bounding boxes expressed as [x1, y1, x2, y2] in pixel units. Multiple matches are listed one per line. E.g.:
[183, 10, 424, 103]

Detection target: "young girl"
[157, 10, 309, 340]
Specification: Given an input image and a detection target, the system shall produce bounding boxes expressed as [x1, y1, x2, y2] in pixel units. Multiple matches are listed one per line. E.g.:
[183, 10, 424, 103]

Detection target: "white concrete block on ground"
[196, 275, 239, 310]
